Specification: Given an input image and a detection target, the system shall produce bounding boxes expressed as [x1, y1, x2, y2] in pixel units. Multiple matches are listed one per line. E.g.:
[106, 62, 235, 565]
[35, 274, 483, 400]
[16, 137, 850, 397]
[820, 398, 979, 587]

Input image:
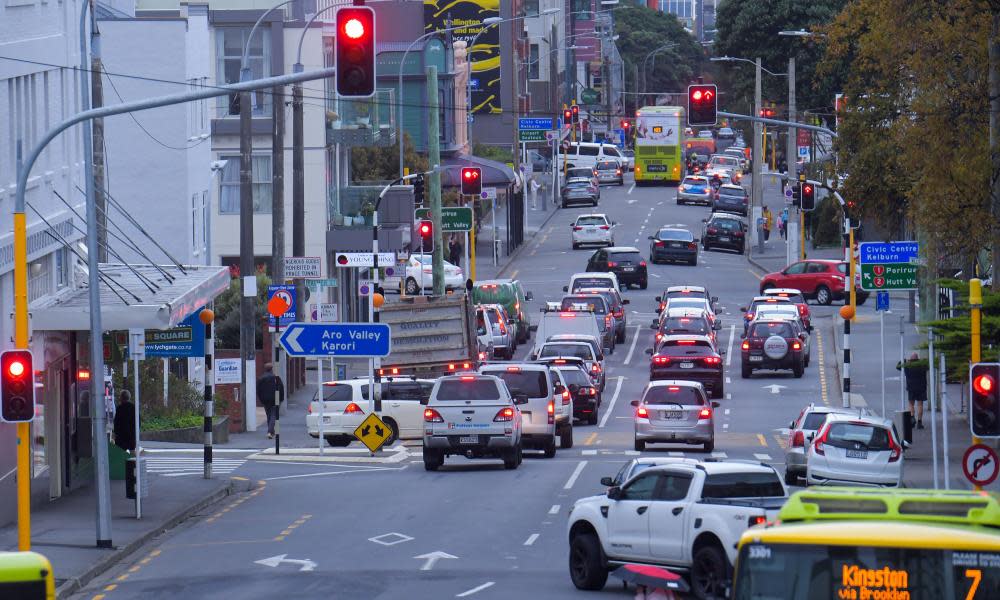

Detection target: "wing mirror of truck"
[600, 476, 616, 487]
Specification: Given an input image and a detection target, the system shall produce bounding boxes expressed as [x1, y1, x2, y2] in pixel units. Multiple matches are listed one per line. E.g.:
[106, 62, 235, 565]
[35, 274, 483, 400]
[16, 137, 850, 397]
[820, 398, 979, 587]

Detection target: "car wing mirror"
[711, 401, 720, 408]
[622, 299, 630, 305]
[600, 476, 615, 487]
[713, 322, 722, 331]
[526, 291, 534, 301]
[647, 236, 655, 240]
[630, 399, 640, 407]
[739, 306, 748, 313]
[562, 286, 569, 292]
[654, 296, 662, 303]
[790, 420, 796, 429]
[645, 349, 655, 356]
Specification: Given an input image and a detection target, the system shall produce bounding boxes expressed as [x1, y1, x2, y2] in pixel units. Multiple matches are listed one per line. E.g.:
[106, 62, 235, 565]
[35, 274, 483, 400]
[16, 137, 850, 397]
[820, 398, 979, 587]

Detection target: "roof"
[605, 246, 640, 253]
[664, 307, 710, 317]
[31, 264, 230, 331]
[741, 521, 1000, 551]
[441, 154, 516, 187]
[823, 412, 894, 428]
[763, 288, 804, 295]
[659, 335, 713, 344]
[666, 285, 706, 293]
[719, 183, 745, 190]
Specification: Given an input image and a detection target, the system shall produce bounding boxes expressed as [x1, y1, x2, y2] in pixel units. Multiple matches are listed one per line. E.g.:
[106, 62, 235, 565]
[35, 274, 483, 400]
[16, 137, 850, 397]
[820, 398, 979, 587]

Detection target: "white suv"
[307, 378, 434, 446]
[571, 214, 615, 249]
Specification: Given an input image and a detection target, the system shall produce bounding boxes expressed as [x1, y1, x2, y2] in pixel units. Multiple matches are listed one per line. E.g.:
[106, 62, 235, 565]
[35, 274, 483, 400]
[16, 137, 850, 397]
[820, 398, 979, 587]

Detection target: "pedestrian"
[762, 206, 773, 241]
[896, 353, 929, 429]
[448, 235, 463, 268]
[256, 363, 285, 439]
[779, 209, 788, 240]
[113, 390, 137, 454]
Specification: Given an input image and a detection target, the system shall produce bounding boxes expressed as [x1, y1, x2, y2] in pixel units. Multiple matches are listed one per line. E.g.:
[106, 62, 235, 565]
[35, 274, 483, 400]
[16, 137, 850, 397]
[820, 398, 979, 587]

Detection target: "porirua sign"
[858, 241, 919, 291]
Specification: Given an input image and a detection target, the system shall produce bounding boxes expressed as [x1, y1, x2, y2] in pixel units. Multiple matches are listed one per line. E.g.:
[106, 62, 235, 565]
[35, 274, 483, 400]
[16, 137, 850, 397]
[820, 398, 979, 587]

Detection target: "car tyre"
[815, 285, 833, 306]
[691, 544, 729, 600]
[793, 363, 804, 378]
[383, 418, 399, 446]
[703, 440, 715, 452]
[634, 439, 645, 452]
[502, 447, 519, 470]
[784, 469, 798, 486]
[569, 533, 608, 591]
[560, 425, 574, 449]
[422, 449, 443, 471]
[712, 383, 723, 399]
[405, 277, 420, 295]
[741, 364, 752, 379]
[639, 279, 648, 290]
[616, 329, 626, 344]
[588, 411, 599, 425]
[689, 258, 697, 266]
[703, 242, 710, 251]
[572, 242, 580, 250]
[325, 435, 352, 447]
[543, 436, 557, 458]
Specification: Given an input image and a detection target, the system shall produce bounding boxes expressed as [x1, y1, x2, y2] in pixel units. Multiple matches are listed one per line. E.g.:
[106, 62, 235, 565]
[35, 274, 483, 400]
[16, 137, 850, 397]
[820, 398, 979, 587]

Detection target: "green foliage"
[142, 413, 203, 432]
[213, 272, 272, 349]
[350, 133, 429, 183]
[922, 279, 1000, 381]
[471, 143, 513, 165]
[808, 197, 843, 247]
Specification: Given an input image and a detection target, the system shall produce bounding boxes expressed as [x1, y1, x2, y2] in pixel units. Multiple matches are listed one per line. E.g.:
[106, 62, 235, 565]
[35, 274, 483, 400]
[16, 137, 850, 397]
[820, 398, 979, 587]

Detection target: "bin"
[108, 443, 128, 480]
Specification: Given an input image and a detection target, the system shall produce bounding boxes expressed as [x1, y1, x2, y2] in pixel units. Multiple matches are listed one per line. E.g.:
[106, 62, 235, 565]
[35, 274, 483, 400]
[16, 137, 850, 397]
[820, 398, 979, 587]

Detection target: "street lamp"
[710, 56, 786, 77]
[642, 43, 678, 96]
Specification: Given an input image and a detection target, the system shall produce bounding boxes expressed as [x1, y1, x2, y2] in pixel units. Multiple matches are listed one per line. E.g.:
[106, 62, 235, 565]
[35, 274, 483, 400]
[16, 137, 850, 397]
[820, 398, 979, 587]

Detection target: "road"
[75, 175, 843, 600]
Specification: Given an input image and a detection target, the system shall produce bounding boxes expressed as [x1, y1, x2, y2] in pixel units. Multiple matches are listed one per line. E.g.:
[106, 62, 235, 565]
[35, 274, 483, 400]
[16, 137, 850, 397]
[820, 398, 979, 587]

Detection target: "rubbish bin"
[107, 443, 128, 480]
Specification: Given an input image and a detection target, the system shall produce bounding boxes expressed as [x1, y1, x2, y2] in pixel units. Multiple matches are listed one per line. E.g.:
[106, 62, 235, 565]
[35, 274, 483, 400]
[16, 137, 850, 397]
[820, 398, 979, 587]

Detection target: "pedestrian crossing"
[144, 456, 247, 477]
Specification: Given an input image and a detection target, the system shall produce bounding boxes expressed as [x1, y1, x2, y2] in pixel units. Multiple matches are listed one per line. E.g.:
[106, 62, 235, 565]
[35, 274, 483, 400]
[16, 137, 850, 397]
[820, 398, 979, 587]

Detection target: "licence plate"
[846, 449, 868, 459]
[647, 165, 667, 172]
[459, 436, 480, 444]
[623, 267, 635, 272]
[679, 362, 694, 369]
[749, 355, 764, 362]
[662, 411, 683, 419]
[719, 236, 730, 242]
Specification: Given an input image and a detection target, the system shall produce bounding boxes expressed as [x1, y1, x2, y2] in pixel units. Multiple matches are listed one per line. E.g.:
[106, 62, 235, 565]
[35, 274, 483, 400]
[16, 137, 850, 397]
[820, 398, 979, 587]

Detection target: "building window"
[191, 193, 199, 252]
[202, 191, 209, 251]
[529, 44, 540, 80]
[523, 0, 539, 16]
[219, 155, 273, 214]
[27, 255, 52, 301]
[56, 247, 69, 288]
[572, 0, 592, 19]
[216, 28, 271, 117]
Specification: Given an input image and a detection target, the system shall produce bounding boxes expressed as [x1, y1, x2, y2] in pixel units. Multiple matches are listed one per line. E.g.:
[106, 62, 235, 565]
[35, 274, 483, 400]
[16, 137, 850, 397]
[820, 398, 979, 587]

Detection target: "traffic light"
[461, 167, 482, 196]
[760, 107, 775, 118]
[1, 350, 34, 422]
[621, 119, 630, 132]
[790, 184, 801, 207]
[571, 105, 580, 124]
[800, 182, 816, 211]
[563, 108, 572, 127]
[335, 6, 376, 97]
[971, 363, 1000, 437]
[687, 84, 717, 126]
[413, 174, 425, 206]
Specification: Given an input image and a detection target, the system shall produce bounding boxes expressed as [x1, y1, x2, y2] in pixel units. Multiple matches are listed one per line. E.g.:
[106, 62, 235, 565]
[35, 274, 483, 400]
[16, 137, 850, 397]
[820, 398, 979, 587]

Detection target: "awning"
[441, 154, 516, 188]
[30, 264, 231, 331]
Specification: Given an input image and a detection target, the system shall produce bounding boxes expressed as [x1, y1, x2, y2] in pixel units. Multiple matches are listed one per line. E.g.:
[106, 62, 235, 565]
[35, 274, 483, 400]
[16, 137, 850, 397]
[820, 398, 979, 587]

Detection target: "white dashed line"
[754, 453, 772, 461]
[668, 451, 684, 457]
[711, 451, 728, 458]
[724, 408, 731, 415]
[457, 582, 496, 597]
[563, 461, 588, 490]
[582, 449, 597, 455]
[524, 533, 540, 546]
[599, 377, 624, 428]
[624, 325, 642, 365]
[725, 324, 736, 367]
[549, 504, 561, 515]
[628, 183, 636, 194]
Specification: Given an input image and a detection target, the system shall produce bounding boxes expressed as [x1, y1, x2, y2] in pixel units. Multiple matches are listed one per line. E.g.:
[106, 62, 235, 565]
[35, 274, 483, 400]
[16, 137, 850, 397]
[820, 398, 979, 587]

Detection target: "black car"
[648, 227, 699, 266]
[585, 246, 648, 289]
[546, 360, 601, 425]
[702, 213, 746, 253]
[713, 184, 749, 216]
[645, 335, 724, 398]
[740, 319, 805, 379]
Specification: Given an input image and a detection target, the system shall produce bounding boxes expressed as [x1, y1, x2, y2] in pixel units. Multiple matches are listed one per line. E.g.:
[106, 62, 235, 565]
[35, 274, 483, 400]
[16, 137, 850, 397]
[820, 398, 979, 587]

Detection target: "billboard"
[424, 0, 501, 115]
[635, 109, 681, 146]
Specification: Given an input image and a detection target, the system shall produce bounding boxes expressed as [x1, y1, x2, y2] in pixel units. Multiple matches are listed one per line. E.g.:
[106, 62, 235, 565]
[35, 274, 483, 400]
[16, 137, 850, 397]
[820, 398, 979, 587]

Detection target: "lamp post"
[641, 43, 678, 101]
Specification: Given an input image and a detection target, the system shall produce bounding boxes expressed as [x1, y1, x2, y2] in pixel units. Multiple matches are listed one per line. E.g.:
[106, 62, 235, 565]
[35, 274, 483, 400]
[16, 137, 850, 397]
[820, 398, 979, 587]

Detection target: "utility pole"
[271, 79, 286, 399]
[990, 7, 1000, 292]
[786, 56, 796, 184]
[291, 66, 305, 352]
[751, 57, 763, 253]
[238, 81, 257, 432]
[427, 65, 444, 295]
[91, 18, 108, 261]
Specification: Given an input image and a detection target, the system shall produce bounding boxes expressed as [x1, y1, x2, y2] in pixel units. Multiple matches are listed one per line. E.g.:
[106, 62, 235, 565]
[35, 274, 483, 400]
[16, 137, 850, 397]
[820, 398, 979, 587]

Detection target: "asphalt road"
[75, 175, 844, 600]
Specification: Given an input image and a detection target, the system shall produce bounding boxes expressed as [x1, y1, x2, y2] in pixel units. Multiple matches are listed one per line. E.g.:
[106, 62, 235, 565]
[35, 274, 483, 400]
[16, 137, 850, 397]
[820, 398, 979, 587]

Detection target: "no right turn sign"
[962, 444, 999, 487]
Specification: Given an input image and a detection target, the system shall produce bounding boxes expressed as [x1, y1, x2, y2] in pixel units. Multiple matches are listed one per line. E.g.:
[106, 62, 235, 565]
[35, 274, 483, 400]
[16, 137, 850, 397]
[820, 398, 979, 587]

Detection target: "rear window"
[701, 472, 785, 498]
[435, 379, 501, 401]
[750, 322, 794, 338]
[802, 412, 830, 431]
[719, 187, 745, 197]
[659, 341, 713, 356]
[710, 219, 741, 231]
[667, 299, 707, 312]
[603, 146, 622, 157]
[540, 343, 595, 360]
[571, 277, 613, 290]
[568, 168, 594, 178]
[566, 180, 591, 188]
[660, 318, 709, 335]
[609, 251, 643, 262]
[561, 296, 608, 314]
[315, 383, 363, 402]
[644, 385, 704, 406]
[836, 263, 848, 274]
[576, 216, 607, 226]
[484, 370, 549, 398]
[555, 367, 591, 387]
[474, 284, 512, 303]
[683, 177, 708, 186]
[667, 289, 706, 299]
[596, 161, 618, 170]
[826, 422, 893, 451]
[657, 229, 693, 241]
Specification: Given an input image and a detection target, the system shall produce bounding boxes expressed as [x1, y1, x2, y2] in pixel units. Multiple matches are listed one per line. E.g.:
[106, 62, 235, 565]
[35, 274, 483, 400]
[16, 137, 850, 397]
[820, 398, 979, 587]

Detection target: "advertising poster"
[424, 0, 501, 114]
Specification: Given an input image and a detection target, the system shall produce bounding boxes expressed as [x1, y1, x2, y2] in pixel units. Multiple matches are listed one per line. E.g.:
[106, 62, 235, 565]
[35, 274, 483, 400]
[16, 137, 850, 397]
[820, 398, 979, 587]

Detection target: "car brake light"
[616, 169, 621, 176]
[639, 261, 647, 267]
[888, 435, 901, 462]
[506, 366, 521, 373]
[688, 242, 697, 250]
[652, 355, 670, 365]
[741, 340, 750, 350]
[494, 407, 515, 422]
[813, 427, 829, 456]
[608, 261, 617, 268]
[591, 363, 601, 373]
[344, 402, 364, 414]
[792, 430, 805, 447]
[698, 408, 711, 419]
[573, 226, 583, 231]
[547, 401, 555, 424]
[734, 231, 744, 237]
[553, 359, 567, 364]
[655, 333, 663, 342]
[478, 351, 487, 360]
[797, 304, 807, 315]
[707, 227, 718, 234]
[562, 389, 571, 404]
[746, 312, 754, 320]
[636, 405, 649, 418]
[676, 340, 696, 345]
[460, 375, 476, 381]
[702, 356, 721, 365]
[498, 320, 507, 335]
[307, 403, 312, 414]
[655, 241, 665, 247]
[614, 310, 624, 318]
[424, 408, 444, 423]
[792, 341, 801, 350]
[748, 515, 766, 527]
[599, 225, 610, 230]
[559, 312, 576, 318]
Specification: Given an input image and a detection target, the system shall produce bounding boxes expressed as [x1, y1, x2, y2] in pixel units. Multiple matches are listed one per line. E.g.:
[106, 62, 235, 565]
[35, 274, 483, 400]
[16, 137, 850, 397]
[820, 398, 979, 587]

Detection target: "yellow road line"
[104, 585, 117, 592]
[509, 269, 518, 279]
[584, 432, 598, 446]
[816, 329, 829, 405]
[92, 595, 106, 600]
[747, 269, 762, 281]
[757, 433, 767, 447]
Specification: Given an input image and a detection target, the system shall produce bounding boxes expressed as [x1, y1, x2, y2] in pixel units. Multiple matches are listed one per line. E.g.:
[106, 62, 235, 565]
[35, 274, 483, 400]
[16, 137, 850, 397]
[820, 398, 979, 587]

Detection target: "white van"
[558, 142, 625, 170]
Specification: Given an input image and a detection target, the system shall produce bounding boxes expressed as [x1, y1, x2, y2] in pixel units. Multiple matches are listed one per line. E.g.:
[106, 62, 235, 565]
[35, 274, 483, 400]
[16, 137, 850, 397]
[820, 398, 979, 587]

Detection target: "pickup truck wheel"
[422, 449, 443, 471]
[405, 277, 420, 295]
[516, 445, 523, 465]
[543, 437, 557, 458]
[692, 544, 729, 600]
[569, 533, 608, 591]
[560, 425, 574, 449]
[502, 447, 519, 470]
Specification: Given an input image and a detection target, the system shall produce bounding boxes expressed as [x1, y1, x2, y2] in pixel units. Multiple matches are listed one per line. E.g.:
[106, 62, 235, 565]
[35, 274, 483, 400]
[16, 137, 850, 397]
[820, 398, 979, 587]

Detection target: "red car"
[759, 260, 869, 306]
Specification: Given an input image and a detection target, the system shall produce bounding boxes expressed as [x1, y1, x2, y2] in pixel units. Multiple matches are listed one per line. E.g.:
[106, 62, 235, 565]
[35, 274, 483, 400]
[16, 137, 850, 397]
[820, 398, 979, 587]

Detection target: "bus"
[634, 106, 685, 184]
[732, 488, 1000, 599]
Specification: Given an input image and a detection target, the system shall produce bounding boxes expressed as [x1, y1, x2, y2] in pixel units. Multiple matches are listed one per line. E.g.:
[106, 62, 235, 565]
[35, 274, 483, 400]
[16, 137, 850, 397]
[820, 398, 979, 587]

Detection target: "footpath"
[745, 172, 996, 492]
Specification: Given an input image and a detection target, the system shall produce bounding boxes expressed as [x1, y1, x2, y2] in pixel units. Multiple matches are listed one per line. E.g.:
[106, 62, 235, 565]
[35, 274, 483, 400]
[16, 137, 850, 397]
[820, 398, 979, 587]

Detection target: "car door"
[803, 262, 833, 295]
[779, 261, 810, 292]
[383, 381, 431, 439]
[606, 472, 662, 560]
[587, 250, 605, 272]
[647, 471, 695, 562]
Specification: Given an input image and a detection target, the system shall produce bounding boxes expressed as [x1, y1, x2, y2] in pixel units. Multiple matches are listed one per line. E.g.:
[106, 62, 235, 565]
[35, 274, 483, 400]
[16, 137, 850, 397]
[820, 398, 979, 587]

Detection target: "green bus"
[634, 106, 686, 184]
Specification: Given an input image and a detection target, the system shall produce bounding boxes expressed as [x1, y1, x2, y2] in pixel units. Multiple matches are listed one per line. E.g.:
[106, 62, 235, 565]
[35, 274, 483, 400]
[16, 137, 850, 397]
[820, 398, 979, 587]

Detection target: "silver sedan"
[632, 380, 718, 452]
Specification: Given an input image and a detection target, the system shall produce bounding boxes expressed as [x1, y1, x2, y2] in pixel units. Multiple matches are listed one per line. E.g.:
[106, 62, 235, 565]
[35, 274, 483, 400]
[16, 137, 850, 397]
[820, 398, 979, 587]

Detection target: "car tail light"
[559, 312, 576, 318]
[888, 434, 902, 462]
[791, 430, 805, 447]
[307, 403, 313, 414]
[652, 355, 670, 365]
[506, 366, 521, 373]
[707, 227, 718, 234]
[698, 408, 711, 419]
[688, 242, 697, 250]
[616, 169, 621, 176]
[493, 407, 515, 422]
[424, 408, 444, 423]
[614, 310, 624, 318]
[478, 351, 487, 360]
[634, 166, 640, 175]
[734, 230, 744, 237]
[797, 304, 808, 316]
[655, 241, 665, 247]
[584, 387, 596, 396]
[344, 402, 364, 415]
[498, 320, 507, 335]
[748, 515, 766, 527]
[636, 405, 649, 418]
[547, 401, 555, 424]
[741, 340, 750, 351]
[591, 363, 602, 373]
[655, 333, 663, 342]
[608, 261, 617, 268]
[813, 426, 829, 456]
[599, 225, 610, 230]
[562, 389, 571, 405]
[792, 341, 801, 350]
[659, 302, 666, 311]
[573, 226, 583, 231]
[639, 261, 647, 267]
[746, 312, 754, 320]
[702, 356, 721, 365]
[605, 315, 613, 328]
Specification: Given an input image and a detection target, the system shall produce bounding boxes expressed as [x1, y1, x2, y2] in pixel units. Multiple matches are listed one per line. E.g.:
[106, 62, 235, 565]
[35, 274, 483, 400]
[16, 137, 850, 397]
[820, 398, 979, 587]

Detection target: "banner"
[424, 0, 501, 115]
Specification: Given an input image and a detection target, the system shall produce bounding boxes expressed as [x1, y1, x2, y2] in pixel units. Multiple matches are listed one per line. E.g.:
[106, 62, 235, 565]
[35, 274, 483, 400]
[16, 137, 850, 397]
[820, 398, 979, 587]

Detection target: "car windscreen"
[483, 370, 549, 399]
[711, 156, 739, 166]
[540, 343, 594, 360]
[657, 229, 693, 241]
[719, 187, 745, 197]
[435, 379, 502, 401]
[571, 277, 613, 291]
[802, 412, 830, 431]
[750, 322, 794, 338]
[660, 318, 709, 335]
[555, 367, 591, 387]
[561, 297, 608, 314]
[701, 472, 785, 498]
[710, 219, 742, 231]
[576, 216, 607, 226]
[609, 251, 643, 263]
[825, 422, 893, 451]
[643, 385, 703, 406]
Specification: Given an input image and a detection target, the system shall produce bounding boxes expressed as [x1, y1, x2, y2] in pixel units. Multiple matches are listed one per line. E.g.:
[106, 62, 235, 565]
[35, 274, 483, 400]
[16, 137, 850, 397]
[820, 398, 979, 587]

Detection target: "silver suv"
[480, 363, 562, 457]
[422, 374, 524, 470]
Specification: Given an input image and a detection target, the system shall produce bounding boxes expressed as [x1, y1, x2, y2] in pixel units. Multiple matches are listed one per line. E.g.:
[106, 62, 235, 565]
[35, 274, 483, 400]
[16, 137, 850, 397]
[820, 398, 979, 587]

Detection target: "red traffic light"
[7, 360, 25, 378]
[335, 7, 376, 97]
[974, 374, 995, 395]
[803, 185, 813, 194]
[461, 167, 482, 195]
[1, 349, 35, 423]
[418, 220, 433, 238]
[343, 17, 366, 39]
[687, 84, 718, 126]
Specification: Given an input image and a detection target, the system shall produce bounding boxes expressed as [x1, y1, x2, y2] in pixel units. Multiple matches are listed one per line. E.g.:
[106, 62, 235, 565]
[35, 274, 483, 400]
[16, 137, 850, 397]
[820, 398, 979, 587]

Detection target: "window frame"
[218, 154, 273, 214]
[216, 27, 271, 118]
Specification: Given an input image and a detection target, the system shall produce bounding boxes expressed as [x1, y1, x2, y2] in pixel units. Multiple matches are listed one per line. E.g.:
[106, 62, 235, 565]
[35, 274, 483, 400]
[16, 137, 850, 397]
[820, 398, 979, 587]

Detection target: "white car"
[785, 404, 874, 485]
[806, 413, 905, 487]
[306, 378, 435, 446]
[563, 272, 621, 294]
[571, 214, 615, 249]
[402, 254, 464, 295]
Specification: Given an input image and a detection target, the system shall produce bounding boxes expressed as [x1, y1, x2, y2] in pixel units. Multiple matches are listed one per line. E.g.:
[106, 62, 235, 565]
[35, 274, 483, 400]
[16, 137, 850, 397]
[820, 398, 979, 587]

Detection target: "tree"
[923, 279, 1000, 381]
[213, 272, 272, 349]
[350, 133, 428, 183]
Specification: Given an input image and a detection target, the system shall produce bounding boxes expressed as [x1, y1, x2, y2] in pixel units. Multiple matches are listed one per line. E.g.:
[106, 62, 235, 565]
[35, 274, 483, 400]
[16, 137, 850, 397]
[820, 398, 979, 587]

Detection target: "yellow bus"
[634, 106, 685, 184]
[732, 488, 1000, 599]
[0, 551, 55, 599]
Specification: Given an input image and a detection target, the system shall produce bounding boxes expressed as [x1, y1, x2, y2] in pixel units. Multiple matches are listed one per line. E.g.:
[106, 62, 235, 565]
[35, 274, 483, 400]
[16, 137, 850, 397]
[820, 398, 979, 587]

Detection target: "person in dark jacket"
[448, 236, 463, 268]
[113, 390, 137, 453]
[897, 353, 928, 429]
[257, 363, 284, 439]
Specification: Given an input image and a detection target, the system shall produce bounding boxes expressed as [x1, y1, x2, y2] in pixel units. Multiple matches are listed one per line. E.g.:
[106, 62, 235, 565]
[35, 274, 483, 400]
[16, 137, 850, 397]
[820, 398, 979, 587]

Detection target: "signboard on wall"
[424, 0, 501, 115]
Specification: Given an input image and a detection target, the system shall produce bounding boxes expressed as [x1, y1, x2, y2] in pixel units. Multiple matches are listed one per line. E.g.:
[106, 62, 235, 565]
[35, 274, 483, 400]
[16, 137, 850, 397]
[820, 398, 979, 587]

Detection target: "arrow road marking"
[255, 554, 317, 572]
[285, 326, 304, 353]
[763, 384, 787, 394]
[414, 551, 458, 571]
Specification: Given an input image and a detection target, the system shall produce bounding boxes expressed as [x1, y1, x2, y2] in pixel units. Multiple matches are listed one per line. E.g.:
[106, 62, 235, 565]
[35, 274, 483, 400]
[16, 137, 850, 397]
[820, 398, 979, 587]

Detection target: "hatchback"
[585, 247, 648, 289]
[548, 361, 601, 425]
[806, 414, 905, 487]
[647, 335, 724, 398]
[785, 405, 874, 484]
[713, 184, 749, 216]
[594, 160, 624, 185]
[571, 214, 615, 249]
[632, 380, 718, 452]
[701, 213, 746, 253]
[760, 259, 870, 306]
[677, 175, 713, 205]
[648, 227, 699, 266]
[561, 179, 599, 207]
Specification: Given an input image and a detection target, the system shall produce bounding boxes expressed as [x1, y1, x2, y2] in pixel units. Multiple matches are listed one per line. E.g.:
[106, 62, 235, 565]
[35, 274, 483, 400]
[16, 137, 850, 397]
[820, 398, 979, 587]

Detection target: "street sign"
[962, 443, 999, 487]
[518, 117, 555, 131]
[144, 309, 207, 358]
[318, 303, 338, 323]
[545, 130, 558, 142]
[128, 328, 146, 360]
[480, 188, 497, 201]
[334, 252, 396, 268]
[215, 358, 242, 385]
[580, 87, 599, 105]
[354, 412, 393, 452]
[875, 291, 890, 312]
[283, 257, 322, 279]
[279, 322, 391, 357]
[860, 263, 918, 291]
[306, 278, 339, 290]
[414, 207, 472, 232]
[518, 129, 547, 142]
[858, 242, 920, 265]
[797, 146, 809, 158]
[358, 279, 375, 296]
[267, 285, 296, 328]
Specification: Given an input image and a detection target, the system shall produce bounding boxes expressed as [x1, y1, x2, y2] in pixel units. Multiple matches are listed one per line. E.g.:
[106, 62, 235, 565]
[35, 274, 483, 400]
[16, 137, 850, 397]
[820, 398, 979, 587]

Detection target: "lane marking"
[584, 432, 598, 445]
[510, 269, 518, 279]
[724, 408, 731, 415]
[524, 533, 540, 546]
[264, 466, 405, 481]
[711, 451, 728, 458]
[549, 504, 561, 515]
[668, 451, 684, 457]
[457, 582, 496, 597]
[628, 183, 636, 194]
[563, 460, 588, 490]
[599, 377, 624, 428]
[582, 449, 597, 455]
[757, 434, 768, 447]
[725, 324, 736, 367]
[725, 376, 731, 384]
[624, 325, 642, 365]
[747, 269, 762, 281]
[754, 453, 772, 461]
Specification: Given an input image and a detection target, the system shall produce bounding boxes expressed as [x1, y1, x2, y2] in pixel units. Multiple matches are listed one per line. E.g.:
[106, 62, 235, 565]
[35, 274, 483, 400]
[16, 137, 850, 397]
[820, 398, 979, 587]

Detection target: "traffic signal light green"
[687, 84, 717, 126]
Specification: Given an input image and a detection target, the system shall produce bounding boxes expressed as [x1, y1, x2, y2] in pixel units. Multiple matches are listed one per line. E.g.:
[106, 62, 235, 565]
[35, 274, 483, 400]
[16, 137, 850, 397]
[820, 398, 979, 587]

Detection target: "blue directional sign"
[519, 117, 555, 131]
[859, 241, 919, 265]
[876, 291, 890, 312]
[267, 284, 296, 328]
[279, 322, 391, 358]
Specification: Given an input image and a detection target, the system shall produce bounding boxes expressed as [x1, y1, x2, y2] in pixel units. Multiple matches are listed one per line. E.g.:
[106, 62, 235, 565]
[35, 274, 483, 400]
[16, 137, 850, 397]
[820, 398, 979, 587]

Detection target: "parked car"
[594, 160, 624, 186]
[571, 213, 615, 249]
[307, 378, 434, 446]
[472, 279, 534, 344]
[585, 246, 648, 289]
[561, 179, 599, 208]
[403, 254, 463, 295]
[785, 404, 874, 484]
[701, 212, 746, 253]
[648, 227, 699, 266]
[713, 184, 749, 215]
[760, 259, 870, 306]
[647, 336, 724, 398]
[806, 413, 905, 487]
[677, 175, 713, 205]
[740, 319, 806, 379]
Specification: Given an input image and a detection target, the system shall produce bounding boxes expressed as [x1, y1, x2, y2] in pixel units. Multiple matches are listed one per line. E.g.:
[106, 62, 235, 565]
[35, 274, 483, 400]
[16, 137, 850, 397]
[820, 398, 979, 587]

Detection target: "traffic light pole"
[970, 278, 983, 490]
[427, 66, 445, 296]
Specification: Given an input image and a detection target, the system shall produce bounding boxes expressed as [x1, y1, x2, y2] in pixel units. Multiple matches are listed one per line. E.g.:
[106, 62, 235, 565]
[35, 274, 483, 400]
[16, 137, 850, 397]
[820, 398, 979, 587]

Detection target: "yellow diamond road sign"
[354, 412, 393, 452]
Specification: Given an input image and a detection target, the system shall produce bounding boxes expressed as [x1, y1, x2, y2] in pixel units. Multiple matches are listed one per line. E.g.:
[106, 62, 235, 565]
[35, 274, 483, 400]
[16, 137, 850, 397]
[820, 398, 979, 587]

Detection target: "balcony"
[326, 88, 396, 147]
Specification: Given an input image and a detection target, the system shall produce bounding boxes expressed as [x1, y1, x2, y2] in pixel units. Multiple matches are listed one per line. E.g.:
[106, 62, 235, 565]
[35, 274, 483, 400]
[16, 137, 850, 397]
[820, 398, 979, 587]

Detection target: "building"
[523, 0, 567, 115]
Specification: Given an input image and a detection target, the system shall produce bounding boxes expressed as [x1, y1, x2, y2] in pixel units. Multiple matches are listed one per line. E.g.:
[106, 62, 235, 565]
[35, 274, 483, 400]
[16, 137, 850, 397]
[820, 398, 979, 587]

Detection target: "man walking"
[257, 363, 284, 439]
[448, 235, 463, 268]
[897, 353, 929, 429]
[113, 390, 137, 454]
[762, 206, 773, 242]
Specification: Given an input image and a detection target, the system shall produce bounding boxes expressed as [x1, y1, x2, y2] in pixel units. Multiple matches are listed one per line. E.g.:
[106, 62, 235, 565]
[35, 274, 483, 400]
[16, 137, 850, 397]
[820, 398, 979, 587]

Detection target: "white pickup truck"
[567, 458, 787, 599]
